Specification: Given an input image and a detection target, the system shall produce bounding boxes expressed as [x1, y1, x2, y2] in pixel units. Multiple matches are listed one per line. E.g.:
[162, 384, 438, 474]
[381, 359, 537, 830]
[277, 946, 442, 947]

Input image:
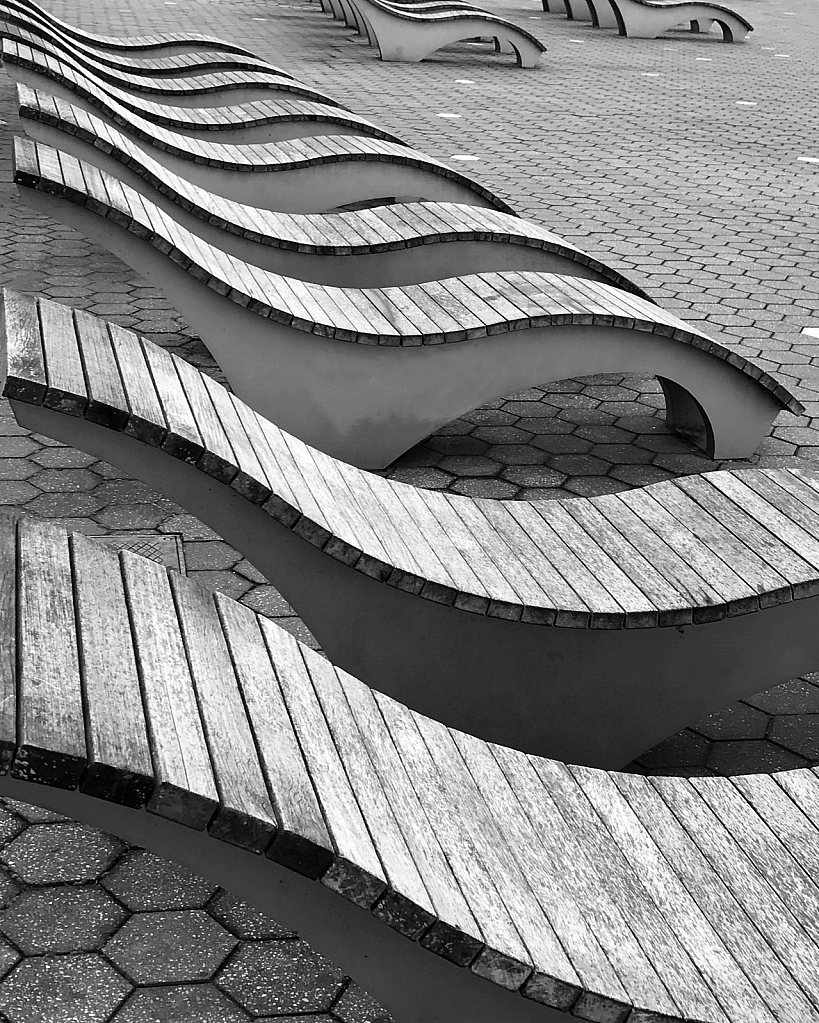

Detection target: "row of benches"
[314, 0, 547, 65]
[545, 0, 752, 41]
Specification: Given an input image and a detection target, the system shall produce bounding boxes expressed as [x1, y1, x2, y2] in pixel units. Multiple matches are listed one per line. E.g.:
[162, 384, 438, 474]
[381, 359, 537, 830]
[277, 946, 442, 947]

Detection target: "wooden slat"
[38, 296, 87, 415]
[615, 771, 817, 1023]
[139, 337, 203, 462]
[108, 322, 168, 448]
[0, 515, 17, 772]
[214, 593, 334, 878]
[169, 573, 277, 853]
[533, 759, 725, 1020]
[72, 307, 129, 431]
[70, 533, 153, 808]
[121, 551, 218, 829]
[374, 689, 532, 989]
[303, 648, 436, 937]
[13, 517, 87, 788]
[414, 713, 583, 1005]
[652, 774, 819, 1010]
[2, 289, 47, 405]
[259, 619, 387, 908]
[336, 666, 483, 965]
[171, 357, 238, 486]
[492, 743, 679, 1019]
[572, 766, 772, 1022]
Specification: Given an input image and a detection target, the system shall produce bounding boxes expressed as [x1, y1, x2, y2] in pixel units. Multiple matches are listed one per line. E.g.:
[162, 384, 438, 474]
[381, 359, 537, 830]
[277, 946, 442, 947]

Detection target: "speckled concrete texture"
[0, 0, 814, 1013]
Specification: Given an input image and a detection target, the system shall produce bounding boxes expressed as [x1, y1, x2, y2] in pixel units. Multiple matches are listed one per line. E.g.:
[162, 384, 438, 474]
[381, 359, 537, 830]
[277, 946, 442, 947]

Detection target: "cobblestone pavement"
[0, 0, 814, 1014]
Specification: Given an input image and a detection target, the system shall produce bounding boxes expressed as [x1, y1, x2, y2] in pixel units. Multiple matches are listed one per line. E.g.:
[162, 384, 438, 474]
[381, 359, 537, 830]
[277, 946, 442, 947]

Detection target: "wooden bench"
[599, 0, 752, 39]
[2, 40, 396, 146]
[4, 509, 819, 1023]
[15, 84, 511, 215]
[341, 0, 546, 65]
[4, 291, 816, 774]
[17, 127, 650, 294]
[2, 0, 269, 62]
[0, 13, 345, 108]
[14, 143, 795, 470]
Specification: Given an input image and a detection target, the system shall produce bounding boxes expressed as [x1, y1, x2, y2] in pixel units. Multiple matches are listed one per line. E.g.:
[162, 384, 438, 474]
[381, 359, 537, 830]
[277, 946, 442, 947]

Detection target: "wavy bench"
[604, 0, 752, 38]
[3, 291, 815, 772]
[14, 146, 794, 469]
[343, 0, 546, 65]
[0, 17, 344, 107]
[4, 510, 819, 1023]
[3, 41, 393, 145]
[17, 131, 649, 293]
[0, 0, 275, 64]
[16, 86, 509, 215]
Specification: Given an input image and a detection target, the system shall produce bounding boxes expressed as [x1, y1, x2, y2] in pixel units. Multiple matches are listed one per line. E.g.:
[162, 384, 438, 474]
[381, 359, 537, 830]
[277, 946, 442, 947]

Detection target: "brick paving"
[0, 0, 814, 1014]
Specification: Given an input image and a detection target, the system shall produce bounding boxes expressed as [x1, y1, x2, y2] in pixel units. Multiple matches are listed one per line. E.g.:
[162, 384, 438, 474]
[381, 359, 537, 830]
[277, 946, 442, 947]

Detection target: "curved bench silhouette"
[0, 17, 345, 108]
[15, 86, 509, 215]
[0, 0, 274, 64]
[3, 291, 815, 773]
[13, 146, 795, 469]
[342, 0, 546, 65]
[604, 0, 751, 38]
[3, 40, 398, 145]
[4, 510, 819, 1023]
[16, 129, 649, 293]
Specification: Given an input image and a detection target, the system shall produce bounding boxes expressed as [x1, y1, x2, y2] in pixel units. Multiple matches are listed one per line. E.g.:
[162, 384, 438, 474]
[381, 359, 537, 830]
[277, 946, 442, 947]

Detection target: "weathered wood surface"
[2, 507, 819, 1022]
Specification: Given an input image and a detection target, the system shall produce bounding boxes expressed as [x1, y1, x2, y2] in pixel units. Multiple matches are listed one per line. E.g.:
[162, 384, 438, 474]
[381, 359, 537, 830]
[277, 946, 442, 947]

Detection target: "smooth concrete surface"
[14, 399, 819, 770]
[18, 185, 783, 468]
[0, 775, 574, 1023]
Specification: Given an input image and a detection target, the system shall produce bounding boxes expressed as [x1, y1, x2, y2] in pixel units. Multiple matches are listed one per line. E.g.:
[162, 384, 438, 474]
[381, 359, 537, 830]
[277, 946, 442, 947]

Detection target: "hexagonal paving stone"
[0, 438, 41, 459]
[104, 910, 237, 984]
[634, 729, 712, 771]
[216, 939, 344, 1015]
[0, 482, 39, 505]
[25, 493, 101, 518]
[182, 541, 242, 572]
[0, 885, 126, 954]
[1, 824, 124, 884]
[768, 715, 819, 759]
[31, 448, 97, 469]
[0, 954, 131, 1023]
[208, 890, 294, 940]
[102, 850, 218, 912]
[691, 703, 770, 742]
[333, 980, 396, 1022]
[94, 505, 167, 530]
[112, 984, 250, 1022]
[744, 676, 819, 715]
[707, 740, 809, 776]
[30, 469, 102, 493]
[0, 459, 38, 481]
[0, 801, 68, 825]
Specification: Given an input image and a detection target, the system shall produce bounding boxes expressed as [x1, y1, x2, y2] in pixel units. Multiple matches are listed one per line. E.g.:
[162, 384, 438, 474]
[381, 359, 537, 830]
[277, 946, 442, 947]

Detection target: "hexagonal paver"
[104, 911, 237, 984]
[333, 980, 396, 1022]
[1, 824, 124, 884]
[691, 703, 770, 742]
[0, 954, 131, 1023]
[768, 715, 819, 760]
[30, 469, 101, 493]
[744, 677, 819, 715]
[31, 448, 97, 469]
[634, 729, 711, 771]
[216, 940, 344, 1015]
[182, 541, 242, 571]
[94, 504, 166, 530]
[707, 740, 809, 776]
[0, 801, 68, 825]
[0, 885, 126, 954]
[112, 984, 250, 1023]
[208, 890, 294, 940]
[102, 850, 218, 912]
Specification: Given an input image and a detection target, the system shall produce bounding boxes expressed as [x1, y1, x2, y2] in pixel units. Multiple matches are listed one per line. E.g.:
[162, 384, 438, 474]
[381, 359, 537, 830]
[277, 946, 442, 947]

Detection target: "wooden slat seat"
[595, 0, 751, 38]
[2, 0, 268, 61]
[15, 84, 511, 214]
[0, 17, 344, 108]
[17, 125, 650, 294]
[13, 142, 795, 470]
[4, 292, 817, 773]
[342, 0, 547, 64]
[3, 40, 397, 146]
[4, 509, 819, 1023]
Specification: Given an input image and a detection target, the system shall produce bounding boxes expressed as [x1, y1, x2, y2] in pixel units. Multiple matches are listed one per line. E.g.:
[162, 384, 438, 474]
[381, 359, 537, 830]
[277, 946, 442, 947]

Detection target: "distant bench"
[3, 40, 398, 145]
[2, 0, 272, 63]
[13, 141, 796, 469]
[341, 0, 546, 65]
[0, 17, 345, 108]
[544, 0, 752, 38]
[16, 127, 650, 293]
[4, 291, 816, 772]
[4, 509, 819, 1023]
[15, 84, 511, 214]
